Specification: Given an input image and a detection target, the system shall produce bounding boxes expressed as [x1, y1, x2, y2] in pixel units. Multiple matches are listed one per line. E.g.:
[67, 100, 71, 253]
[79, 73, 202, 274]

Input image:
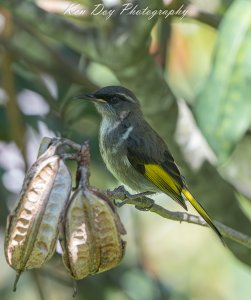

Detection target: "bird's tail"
[182, 188, 225, 244]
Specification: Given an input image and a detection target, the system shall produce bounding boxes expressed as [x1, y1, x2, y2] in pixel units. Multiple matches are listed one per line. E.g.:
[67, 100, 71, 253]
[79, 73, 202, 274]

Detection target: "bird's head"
[77, 86, 141, 119]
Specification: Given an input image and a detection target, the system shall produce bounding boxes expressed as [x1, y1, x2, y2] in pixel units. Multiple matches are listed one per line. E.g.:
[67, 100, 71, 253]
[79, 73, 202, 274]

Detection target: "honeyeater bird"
[78, 86, 223, 242]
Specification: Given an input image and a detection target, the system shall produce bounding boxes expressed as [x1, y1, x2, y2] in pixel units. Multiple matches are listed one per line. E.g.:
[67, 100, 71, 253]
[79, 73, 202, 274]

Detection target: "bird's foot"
[110, 186, 154, 209]
[111, 185, 129, 198]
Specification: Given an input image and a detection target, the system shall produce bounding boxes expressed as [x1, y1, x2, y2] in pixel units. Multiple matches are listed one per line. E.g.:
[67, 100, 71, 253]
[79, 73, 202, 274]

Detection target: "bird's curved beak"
[73, 93, 107, 104]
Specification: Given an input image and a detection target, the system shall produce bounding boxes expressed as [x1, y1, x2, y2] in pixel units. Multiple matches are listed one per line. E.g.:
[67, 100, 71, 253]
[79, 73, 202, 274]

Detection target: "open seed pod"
[61, 157, 126, 280]
[5, 140, 72, 290]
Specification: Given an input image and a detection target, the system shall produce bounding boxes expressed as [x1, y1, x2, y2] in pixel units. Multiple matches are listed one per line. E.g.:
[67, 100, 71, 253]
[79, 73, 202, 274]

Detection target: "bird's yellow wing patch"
[143, 165, 223, 242]
[144, 164, 181, 194]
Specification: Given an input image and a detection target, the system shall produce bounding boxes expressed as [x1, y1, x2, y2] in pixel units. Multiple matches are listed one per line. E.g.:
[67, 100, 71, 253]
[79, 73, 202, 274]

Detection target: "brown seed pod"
[4, 143, 72, 290]
[61, 187, 126, 280]
[89, 189, 126, 273]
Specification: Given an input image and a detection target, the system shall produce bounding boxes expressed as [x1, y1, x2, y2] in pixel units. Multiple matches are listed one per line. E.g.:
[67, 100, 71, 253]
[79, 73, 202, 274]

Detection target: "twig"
[107, 188, 251, 249]
[59, 138, 82, 151]
[186, 5, 221, 28]
[76, 142, 90, 188]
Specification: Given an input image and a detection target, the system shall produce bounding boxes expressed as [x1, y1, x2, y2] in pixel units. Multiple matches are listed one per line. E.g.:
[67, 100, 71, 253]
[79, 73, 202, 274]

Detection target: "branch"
[166, 0, 221, 28]
[186, 4, 221, 28]
[107, 188, 251, 249]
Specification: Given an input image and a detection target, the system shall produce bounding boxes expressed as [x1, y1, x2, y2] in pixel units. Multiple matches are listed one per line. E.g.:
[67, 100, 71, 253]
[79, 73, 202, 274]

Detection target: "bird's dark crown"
[93, 86, 139, 105]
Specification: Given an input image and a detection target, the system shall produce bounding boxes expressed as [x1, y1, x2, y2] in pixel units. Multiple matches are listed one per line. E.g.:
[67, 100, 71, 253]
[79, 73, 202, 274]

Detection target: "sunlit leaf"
[195, 0, 251, 162]
[167, 20, 216, 102]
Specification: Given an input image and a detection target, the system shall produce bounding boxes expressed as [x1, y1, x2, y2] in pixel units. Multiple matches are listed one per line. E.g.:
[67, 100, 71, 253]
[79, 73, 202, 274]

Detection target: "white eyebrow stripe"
[117, 93, 137, 103]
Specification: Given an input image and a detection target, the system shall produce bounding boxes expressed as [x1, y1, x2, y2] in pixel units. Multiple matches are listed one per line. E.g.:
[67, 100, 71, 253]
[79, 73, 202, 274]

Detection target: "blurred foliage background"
[0, 0, 251, 299]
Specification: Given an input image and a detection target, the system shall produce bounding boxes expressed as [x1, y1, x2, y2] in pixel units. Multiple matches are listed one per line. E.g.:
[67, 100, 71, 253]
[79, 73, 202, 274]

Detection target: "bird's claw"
[111, 186, 155, 209]
[114, 198, 129, 207]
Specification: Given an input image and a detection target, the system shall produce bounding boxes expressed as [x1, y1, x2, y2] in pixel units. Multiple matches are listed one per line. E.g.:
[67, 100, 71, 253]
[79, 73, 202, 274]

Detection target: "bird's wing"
[126, 126, 224, 243]
[126, 129, 187, 210]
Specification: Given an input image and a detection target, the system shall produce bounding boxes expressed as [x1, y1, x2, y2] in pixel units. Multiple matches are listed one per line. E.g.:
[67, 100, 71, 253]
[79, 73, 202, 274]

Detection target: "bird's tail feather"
[182, 188, 225, 245]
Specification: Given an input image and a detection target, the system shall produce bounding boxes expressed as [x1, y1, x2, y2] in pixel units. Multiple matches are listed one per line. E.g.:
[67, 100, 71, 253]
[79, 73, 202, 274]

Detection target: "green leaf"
[195, 0, 251, 162]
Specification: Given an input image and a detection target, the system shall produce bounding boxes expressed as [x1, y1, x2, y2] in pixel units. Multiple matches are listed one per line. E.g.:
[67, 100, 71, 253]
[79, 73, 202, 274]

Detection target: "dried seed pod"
[61, 187, 126, 280]
[5, 144, 72, 290]
[89, 189, 126, 273]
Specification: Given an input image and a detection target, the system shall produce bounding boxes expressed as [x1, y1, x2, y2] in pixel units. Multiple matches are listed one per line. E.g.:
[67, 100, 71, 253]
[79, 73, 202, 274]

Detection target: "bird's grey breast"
[99, 117, 131, 161]
[99, 118, 133, 182]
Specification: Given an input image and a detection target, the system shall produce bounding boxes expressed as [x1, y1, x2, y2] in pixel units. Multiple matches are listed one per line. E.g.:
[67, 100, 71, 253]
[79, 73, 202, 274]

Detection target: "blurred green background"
[0, 0, 251, 299]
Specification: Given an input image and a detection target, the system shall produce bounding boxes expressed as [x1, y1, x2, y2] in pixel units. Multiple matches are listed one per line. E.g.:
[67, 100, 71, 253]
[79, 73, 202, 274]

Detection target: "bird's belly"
[100, 140, 156, 193]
